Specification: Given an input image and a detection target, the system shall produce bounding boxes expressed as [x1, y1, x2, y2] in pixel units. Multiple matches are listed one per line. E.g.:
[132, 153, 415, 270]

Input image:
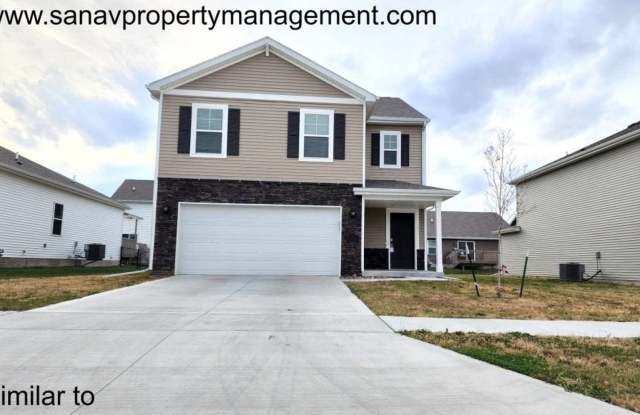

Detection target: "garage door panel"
[176, 204, 341, 276]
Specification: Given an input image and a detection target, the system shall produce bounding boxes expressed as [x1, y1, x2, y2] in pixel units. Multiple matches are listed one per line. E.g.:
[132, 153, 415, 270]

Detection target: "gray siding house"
[501, 121, 640, 281]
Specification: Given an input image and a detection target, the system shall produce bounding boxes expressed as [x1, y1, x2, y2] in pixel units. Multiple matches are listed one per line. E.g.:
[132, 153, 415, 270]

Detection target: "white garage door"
[176, 203, 341, 276]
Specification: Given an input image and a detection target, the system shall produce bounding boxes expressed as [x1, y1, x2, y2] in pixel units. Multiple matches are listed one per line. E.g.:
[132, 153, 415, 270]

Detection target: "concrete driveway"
[0, 275, 632, 414]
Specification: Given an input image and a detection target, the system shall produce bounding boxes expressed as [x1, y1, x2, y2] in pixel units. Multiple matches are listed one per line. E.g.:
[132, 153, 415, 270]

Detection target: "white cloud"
[1, 0, 639, 210]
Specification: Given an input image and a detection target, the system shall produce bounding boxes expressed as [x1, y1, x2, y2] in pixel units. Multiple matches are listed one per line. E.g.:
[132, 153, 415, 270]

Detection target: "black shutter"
[177, 106, 192, 154]
[287, 111, 300, 158]
[227, 108, 240, 156]
[371, 133, 380, 166]
[333, 113, 345, 160]
[401, 134, 410, 166]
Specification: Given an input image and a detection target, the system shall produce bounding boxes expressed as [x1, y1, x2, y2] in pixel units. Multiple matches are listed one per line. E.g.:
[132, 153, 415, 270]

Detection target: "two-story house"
[147, 37, 458, 277]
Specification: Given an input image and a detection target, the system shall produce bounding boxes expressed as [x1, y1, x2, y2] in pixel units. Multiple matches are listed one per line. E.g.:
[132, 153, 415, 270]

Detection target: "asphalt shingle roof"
[367, 97, 427, 120]
[0, 145, 125, 209]
[366, 180, 451, 191]
[427, 211, 509, 240]
[112, 179, 154, 202]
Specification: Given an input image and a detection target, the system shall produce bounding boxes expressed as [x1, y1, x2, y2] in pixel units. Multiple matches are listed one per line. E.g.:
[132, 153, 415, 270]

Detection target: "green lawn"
[0, 265, 139, 279]
[347, 274, 640, 321]
[406, 331, 640, 413]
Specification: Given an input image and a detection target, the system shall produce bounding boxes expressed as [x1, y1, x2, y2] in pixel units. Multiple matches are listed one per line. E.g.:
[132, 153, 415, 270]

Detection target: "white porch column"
[423, 207, 428, 271]
[435, 200, 443, 273]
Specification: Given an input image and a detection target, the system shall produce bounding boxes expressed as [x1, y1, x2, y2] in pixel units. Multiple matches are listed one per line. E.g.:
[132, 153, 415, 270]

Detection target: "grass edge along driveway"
[405, 331, 640, 413]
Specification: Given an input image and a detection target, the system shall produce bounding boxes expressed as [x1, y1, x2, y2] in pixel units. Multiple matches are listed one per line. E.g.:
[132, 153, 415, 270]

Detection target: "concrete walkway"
[382, 316, 640, 337]
[0, 275, 633, 414]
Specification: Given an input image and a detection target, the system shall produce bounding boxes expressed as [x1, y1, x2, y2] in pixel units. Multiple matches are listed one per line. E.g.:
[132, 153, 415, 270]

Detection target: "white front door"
[175, 203, 341, 276]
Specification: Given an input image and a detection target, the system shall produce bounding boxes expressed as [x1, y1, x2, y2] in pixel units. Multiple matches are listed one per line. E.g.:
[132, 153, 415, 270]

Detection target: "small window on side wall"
[380, 131, 401, 168]
[52, 203, 63, 236]
[191, 103, 228, 158]
[299, 108, 334, 161]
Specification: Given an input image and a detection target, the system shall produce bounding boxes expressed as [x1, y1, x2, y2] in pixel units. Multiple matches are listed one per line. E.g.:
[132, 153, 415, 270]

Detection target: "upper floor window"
[380, 131, 401, 168]
[299, 108, 334, 162]
[52, 203, 64, 236]
[191, 103, 228, 158]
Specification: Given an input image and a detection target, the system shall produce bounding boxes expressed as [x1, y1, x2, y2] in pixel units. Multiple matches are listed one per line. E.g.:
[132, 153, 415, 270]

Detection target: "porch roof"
[355, 180, 458, 200]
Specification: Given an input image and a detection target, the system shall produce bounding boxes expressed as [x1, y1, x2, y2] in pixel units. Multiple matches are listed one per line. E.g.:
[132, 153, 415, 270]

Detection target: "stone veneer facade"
[153, 178, 362, 276]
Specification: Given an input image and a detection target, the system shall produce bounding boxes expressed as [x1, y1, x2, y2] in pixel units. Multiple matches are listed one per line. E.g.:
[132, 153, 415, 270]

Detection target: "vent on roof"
[132, 186, 136, 192]
[14, 152, 22, 165]
[627, 121, 640, 130]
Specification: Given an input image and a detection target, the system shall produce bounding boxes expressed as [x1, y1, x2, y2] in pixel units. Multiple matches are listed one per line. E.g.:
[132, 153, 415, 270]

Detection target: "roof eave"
[511, 127, 640, 185]
[367, 115, 430, 125]
[354, 186, 459, 201]
[0, 162, 127, 210]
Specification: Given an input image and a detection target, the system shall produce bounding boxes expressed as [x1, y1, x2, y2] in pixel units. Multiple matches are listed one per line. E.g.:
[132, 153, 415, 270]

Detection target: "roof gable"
[181, 52, 350, 98]
[147, 37, 376, 102]
[112, 179, 154, 202]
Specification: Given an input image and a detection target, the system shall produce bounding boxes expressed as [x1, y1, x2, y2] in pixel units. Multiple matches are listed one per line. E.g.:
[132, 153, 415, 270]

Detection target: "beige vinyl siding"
[366, 124, 423, 184]
[502, 138, 640, 281]
[158, 95, 363, 183]
[364, 208, 386, 248]
[181, 53, 350, 98]
[364, 207, 426, 249]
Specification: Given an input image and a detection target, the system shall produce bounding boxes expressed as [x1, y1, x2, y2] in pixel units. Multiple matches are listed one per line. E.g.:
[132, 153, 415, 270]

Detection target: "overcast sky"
[1, 0, 638, 215]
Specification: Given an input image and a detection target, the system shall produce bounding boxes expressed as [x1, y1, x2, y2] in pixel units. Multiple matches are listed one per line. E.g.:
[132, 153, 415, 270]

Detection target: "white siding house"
[0, 146, 126, 267]
[121, 203, 153, 246]
[111, 179, 154, 247]
[501, 122, 640, 282]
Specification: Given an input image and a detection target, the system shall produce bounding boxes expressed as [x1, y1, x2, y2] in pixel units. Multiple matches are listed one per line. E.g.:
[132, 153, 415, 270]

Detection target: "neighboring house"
[0, 145, 126, 267]
[147, 37, 458, 277]
[426, 211, 508, 269]
[500, 121, 640, 281]
[112, 179, 154, 246]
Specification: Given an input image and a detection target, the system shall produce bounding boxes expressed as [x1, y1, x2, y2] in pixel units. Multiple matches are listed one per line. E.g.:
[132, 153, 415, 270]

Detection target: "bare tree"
[483, 129, 525, 294]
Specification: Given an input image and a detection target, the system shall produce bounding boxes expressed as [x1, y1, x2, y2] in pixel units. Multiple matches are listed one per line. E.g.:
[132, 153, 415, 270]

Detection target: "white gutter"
[367, 116, 429, 125]
[354, 187, 459, 201]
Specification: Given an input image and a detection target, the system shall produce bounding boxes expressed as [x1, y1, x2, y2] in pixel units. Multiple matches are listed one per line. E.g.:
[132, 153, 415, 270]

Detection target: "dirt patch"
[346, 275, 640, 321]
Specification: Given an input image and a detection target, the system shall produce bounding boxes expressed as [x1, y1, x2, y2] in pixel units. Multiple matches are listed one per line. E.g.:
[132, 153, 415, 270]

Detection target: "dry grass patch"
[346, 275, 640, 321]
[406, 331, 640, 413]
[0, 272, 161, 311]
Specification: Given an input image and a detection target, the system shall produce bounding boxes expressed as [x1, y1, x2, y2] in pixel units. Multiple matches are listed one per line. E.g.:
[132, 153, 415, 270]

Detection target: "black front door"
[390, 213, 415, 269]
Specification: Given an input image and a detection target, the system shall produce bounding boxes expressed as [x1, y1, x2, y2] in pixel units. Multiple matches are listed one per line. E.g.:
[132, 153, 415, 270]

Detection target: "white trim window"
[380, 130, 401, 168]
[457, 240, 476, 260]
[190, 103, 228, 158]
[299, 108, 334, 162]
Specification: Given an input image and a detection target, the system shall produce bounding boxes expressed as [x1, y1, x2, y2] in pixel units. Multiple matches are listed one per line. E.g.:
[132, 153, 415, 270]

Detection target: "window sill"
[299, 157, 334, 163]
[189, 153, 227, 159]
[379, 164, 401, 169]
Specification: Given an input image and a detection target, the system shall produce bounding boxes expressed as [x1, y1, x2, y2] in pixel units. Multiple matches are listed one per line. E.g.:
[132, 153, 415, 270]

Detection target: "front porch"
[354, 180, 459, 277]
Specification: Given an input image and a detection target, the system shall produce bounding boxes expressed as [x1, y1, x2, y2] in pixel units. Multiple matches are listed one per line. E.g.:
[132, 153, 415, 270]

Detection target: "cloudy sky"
[1, 0, 638, 215]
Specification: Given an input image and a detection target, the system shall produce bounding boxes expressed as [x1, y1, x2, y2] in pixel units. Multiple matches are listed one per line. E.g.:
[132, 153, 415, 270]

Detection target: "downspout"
[149, 92, 163, 272]
[360, 100, 367, 275]
[422, 119, 429, 185]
